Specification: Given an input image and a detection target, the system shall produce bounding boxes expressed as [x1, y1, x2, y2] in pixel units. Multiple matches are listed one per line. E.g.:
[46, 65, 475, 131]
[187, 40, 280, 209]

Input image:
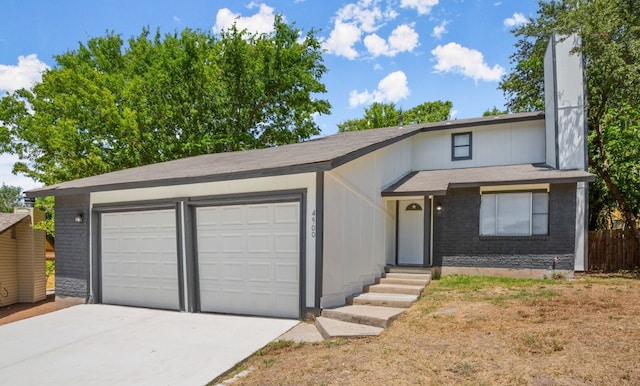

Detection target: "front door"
[397, 199, 426, 265]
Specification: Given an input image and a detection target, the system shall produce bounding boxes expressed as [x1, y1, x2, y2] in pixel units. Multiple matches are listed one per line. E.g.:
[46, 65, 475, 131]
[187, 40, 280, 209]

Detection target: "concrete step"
[315, 317, 384, 339]
[364, 283, 425, 295]
[385, 266, 432, 275]
[384, 272, 432, 281]
[321, 305, 406, 328]
[378, 277, 430, 286]
[347, 292, 418, 308]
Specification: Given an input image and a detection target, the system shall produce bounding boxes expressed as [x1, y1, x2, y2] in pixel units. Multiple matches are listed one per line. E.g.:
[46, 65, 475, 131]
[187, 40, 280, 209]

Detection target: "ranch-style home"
[27, 35, 593, 319]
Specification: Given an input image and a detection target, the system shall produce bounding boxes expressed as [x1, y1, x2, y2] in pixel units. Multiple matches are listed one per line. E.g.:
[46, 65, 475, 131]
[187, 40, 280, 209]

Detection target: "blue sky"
[0, 0, 539, 190]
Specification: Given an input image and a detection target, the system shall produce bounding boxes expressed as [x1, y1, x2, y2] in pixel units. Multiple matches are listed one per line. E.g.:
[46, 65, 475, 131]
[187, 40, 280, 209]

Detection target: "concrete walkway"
[0, 304, 297, 386]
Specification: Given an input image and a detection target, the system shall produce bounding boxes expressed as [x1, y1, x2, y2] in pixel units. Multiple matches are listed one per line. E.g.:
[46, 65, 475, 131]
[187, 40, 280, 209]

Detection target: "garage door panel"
[197, 233, 220, 252]
[222, 262, 245, 281]
[247, 263, 271, 282]
[198, 262, 220, 278]
[274, 203, 298, 223]
[275, 233, 298, 253]
[221, 206, 243, 225]
[221, 234, 244, 253]
[197, 202, 300, 318]
[247, 233, 270, 253]
[101, 209, 179, 310]
[275, 263, 298, 284]
[247, 205, 270, 224]
[102, 237, 119, 252]
[120, 237, 139, 252]
[197, 209, 220, 227]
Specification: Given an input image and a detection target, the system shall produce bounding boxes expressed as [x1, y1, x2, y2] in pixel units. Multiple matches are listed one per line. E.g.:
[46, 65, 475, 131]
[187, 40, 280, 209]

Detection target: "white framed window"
[480, 192, 548, 236]
[452, 132, 472, 160]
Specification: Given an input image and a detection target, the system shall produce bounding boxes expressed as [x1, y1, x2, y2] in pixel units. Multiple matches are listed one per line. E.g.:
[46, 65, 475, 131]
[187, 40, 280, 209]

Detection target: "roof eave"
[381, 190, 448, 197]
[26, 161, 333, 197]
[449, 175, 596, 189]
[381, 171, 595, 196]
[419, 111, 544, 133]
[0, 214, 29, 235]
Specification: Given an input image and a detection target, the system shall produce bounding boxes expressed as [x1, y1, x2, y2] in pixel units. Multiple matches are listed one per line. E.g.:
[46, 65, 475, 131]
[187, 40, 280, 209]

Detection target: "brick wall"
[433, 183, 576, 270]
[55, 194, 90, 300]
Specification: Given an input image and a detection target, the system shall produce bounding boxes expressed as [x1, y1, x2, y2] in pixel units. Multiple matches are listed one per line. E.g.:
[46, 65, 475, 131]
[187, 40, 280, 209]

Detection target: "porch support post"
[423, 196, 430, 267]
[429, 195, 434, 267]
[394, 200, 399, 265]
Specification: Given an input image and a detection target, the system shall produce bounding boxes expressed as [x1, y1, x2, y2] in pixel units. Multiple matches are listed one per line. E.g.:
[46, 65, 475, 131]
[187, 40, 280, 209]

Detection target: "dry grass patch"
[214, 273, 640, 385]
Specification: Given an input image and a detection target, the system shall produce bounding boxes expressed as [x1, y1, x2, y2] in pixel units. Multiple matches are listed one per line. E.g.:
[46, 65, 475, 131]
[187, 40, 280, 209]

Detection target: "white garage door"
[101, 209, 180, 310]
[196, 202, 300, 318]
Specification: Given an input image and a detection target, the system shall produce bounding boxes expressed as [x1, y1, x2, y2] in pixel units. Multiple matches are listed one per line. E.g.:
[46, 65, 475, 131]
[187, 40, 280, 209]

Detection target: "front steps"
[347, 292, 418, 308]
[320, 305, 406, 328]
[315, 266, 431, 339]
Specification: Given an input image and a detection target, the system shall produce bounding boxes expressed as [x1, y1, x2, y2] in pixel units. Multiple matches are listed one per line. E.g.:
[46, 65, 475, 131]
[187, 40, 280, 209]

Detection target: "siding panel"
[0, 232, 19, 306]
[321, 140, 412, 308]
[412, 121, 546, 170]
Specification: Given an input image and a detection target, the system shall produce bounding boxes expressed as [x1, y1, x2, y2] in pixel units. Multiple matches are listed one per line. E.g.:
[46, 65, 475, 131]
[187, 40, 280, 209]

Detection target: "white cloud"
[173, 16, 182, 24]
[337, 0, 384, 33]
[504, 12, 528, 27]
[0, 54, 49, 94]
[323, 21, 362, 60]
[373, 63, 383, 71]
[388, 24, 419, 53]
[432, 20, 449, 39]
[364, 34, 389, 57]
[363, 24, 419, 57]
[323, 0, 401, 59]
[349, 70, 409, 107]
[431, 42, 504, 82]
[213, 2, 277, 34]
[400, 0, 439, 15]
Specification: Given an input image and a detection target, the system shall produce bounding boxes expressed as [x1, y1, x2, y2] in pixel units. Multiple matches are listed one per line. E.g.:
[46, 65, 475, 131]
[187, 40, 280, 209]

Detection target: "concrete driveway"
[0, 304, 298, 385]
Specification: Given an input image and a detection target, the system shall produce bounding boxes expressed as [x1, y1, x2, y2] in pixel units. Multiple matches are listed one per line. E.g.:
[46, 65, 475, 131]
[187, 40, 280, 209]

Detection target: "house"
[0, 208, 47, 307]
[26, 35, 594, 318]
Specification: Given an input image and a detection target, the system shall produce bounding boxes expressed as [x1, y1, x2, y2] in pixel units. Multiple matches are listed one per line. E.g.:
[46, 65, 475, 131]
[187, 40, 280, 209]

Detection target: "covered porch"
[382, 164, 594, 276]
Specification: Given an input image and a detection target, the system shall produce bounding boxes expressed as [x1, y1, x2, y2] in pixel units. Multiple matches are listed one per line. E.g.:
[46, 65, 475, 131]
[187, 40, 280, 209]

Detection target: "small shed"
[0, 208, 47, 307]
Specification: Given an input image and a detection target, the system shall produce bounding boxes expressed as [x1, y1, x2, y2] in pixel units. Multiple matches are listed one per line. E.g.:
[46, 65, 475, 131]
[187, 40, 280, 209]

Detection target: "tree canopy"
[0, 183, 22, 213]
[499, 0, 640, 234]
[0, 16, 331, 186]
[482, 106, 508, 117]
[337, 100, 453, 132]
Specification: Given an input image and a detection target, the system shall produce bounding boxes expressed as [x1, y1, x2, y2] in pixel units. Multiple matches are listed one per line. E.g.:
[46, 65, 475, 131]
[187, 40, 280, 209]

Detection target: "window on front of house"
[480, 192, 549, 236]
[452, 132, 472, 160]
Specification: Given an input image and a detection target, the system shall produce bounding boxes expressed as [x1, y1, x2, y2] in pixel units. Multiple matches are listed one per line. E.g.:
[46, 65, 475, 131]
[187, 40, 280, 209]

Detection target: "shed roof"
[26, 111, 544, 197]
[382, 164, 595, 196]
[0, 213, 29, 234]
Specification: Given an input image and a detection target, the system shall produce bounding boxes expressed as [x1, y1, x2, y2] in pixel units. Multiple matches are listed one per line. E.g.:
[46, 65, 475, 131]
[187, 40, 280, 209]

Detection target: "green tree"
[338, 100, 452, 132]
[483, 106, 508, 117]
[0, 16, 330, 186]
[0, 183, 22, 212]
[499, 0, 640, 235]
[34, 196, 55, 238]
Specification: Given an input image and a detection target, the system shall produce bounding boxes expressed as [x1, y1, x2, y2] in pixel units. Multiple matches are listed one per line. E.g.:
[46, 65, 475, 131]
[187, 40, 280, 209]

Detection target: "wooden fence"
[588, 230, 640, 272]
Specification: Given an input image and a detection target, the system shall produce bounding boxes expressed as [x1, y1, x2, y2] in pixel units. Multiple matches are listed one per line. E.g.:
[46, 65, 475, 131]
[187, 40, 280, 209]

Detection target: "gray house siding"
[55, 194, 91, 301]
[432, 183, 576, 271]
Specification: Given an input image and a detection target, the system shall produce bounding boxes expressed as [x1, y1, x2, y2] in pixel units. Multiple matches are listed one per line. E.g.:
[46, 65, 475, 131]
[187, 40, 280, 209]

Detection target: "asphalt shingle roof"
[382, 164, 595, 196]
[26, 112, 544, 197]
[0, 213, 28, 234]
